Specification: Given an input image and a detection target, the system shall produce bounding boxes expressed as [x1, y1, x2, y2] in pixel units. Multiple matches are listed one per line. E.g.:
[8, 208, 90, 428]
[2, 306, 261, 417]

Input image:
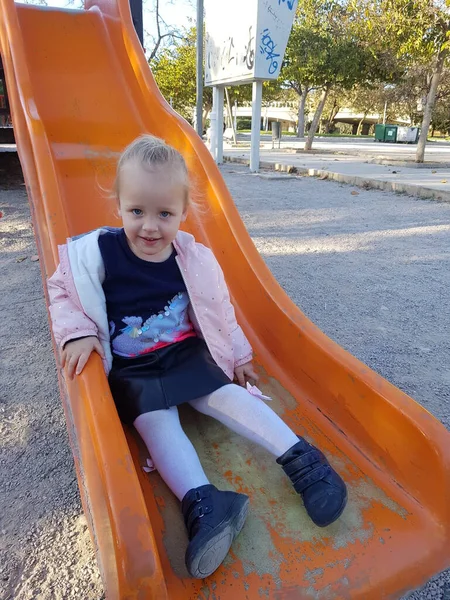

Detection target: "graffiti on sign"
[243, 27, 255, 70]
[226, 37, 235, 65]
[207, 36, 235, 73]
[263, 0, 284, 29]
[204, 0, 297, 85]
[260, 28, 280, 74]
[278, 0, 295, 9]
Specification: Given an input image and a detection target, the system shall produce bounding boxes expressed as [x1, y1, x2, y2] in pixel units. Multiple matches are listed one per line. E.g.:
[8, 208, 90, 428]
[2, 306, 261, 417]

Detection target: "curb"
[223, 156, 450, 204]
[366, 158, 450, 169]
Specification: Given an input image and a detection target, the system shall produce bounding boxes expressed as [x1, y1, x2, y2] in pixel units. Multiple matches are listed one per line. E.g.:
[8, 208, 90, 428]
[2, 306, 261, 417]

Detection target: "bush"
[237, 119, 252, 131]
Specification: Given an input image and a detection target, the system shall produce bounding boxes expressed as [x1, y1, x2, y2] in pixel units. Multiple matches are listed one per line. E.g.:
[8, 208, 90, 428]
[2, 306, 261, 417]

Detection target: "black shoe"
[181, 484, 249, 578]
[277, 437, 347, 527]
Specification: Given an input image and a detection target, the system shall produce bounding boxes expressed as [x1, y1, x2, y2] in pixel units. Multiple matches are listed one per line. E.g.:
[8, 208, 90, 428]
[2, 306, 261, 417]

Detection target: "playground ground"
[1, 155, 449, 599]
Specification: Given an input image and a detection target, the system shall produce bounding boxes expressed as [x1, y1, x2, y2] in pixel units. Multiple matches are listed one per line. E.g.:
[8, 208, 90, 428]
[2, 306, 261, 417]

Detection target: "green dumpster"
[375, 124, 386, 142]
[384, 125, 398, 143]
[374, 124, 398, 143]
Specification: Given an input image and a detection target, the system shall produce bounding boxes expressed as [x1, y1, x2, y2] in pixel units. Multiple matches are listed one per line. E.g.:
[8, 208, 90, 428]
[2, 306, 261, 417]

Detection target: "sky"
[142, 0, 195, 56]
[17, 0, 196, 57]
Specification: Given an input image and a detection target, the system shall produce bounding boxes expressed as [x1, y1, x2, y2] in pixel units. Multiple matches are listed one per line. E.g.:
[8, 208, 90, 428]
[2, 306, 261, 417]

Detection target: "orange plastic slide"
[1, 0, 450, 597]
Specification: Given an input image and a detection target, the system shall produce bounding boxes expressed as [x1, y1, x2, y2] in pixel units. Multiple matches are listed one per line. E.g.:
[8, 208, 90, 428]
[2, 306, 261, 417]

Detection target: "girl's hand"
[234, 361, 259, 387]
[61, 336, 105, 379]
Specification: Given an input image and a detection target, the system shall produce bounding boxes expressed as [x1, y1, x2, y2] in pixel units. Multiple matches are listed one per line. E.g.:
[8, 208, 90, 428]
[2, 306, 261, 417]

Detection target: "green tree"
[321, 90, 346, 133]
[282, 0, 395, 149]
[361, 0, 450, 161]
[302, 26, 380, 148]
[430, 69, 450, 134]
[224, 81, 284, 108]
[391, 0, 449, 161]
[345, 84, 389, 134]
[150, 28, 212, 125]
[281, 24, 323, 137]
[431, 100, 450, 135]
[384, 69, 427, 125]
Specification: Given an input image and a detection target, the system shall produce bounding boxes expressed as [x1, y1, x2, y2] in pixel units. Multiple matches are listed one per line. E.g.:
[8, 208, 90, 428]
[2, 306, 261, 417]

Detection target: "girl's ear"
[181, 209, 188, 222]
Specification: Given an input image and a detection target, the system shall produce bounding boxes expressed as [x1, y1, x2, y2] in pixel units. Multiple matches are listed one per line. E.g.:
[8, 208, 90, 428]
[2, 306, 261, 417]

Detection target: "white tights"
[134, 384, 299, 501]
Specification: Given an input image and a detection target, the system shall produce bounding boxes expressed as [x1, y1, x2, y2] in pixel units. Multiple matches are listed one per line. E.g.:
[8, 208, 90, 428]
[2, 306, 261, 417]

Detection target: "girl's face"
[118, 161, 187, 262]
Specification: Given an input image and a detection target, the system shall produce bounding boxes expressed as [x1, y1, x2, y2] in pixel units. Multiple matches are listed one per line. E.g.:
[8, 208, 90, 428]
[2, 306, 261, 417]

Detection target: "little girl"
[48, 135, 347, 579]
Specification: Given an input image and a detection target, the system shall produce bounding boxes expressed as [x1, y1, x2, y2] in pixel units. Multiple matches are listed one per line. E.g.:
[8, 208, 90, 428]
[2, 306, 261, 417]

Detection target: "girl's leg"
[189, 384, 299, 457]
[189, 384, 347, 528]
[134, 406, 209, 501]
[135, 405, 249, 578]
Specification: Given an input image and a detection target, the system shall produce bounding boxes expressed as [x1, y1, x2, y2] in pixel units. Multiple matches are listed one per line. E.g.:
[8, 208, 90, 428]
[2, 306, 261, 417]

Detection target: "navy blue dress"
[99, 229, 230, 424]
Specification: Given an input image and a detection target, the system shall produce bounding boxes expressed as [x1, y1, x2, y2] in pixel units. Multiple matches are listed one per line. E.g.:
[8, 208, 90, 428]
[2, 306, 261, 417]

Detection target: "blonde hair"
[114, 134, 191, 204]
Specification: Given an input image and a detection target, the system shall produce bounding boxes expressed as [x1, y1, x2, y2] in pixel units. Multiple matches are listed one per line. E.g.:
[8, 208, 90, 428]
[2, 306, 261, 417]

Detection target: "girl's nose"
[142, 220, 158, 232]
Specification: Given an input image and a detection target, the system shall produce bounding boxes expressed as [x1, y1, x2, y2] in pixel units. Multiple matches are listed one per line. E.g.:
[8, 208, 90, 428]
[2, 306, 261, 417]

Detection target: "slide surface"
[1, 0, 450, 597]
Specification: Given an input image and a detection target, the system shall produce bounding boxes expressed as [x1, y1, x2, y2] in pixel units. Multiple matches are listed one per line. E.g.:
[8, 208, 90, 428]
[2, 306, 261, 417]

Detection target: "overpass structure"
[230, 102, 410, 134]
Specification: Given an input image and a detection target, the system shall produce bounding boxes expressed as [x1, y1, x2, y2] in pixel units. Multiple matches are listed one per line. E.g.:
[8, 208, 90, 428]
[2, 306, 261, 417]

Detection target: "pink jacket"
[47, 228, 252, 379]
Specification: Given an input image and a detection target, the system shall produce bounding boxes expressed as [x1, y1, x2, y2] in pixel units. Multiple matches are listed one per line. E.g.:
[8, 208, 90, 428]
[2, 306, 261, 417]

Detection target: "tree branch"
[146, 0, 188, 60]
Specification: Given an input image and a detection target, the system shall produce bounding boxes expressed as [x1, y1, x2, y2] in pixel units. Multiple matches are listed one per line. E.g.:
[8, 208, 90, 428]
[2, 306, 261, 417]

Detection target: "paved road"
[235, 133, 450, 162]
[225, 145, 450, 201]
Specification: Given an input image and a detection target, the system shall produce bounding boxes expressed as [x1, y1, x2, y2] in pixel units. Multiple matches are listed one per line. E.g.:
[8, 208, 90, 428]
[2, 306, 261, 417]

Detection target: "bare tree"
[144, 0, 187, 60]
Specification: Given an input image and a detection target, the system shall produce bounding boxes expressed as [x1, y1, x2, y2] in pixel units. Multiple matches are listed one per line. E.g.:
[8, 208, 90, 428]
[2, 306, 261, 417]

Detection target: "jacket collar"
[69, 227, 196, 260]
[173, 229, 197, 260]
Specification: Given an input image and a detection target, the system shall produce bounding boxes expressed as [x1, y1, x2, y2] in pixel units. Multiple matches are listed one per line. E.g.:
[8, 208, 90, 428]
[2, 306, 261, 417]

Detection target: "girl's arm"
[216, 262, 253, 368]
[47, 262, 99, 351]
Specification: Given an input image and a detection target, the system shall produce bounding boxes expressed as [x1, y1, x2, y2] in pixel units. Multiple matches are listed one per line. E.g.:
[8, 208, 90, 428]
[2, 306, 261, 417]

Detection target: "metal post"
[250, 80, 262, 172]
[225, 87, 237, 145]
[216, 86, 224, 164]
[129, 0, 143, 46]
[233, 99, 237, 131]
[383, 100, 387, 125]
[210, 87, 218, 160]
[196, 0, 204, 137]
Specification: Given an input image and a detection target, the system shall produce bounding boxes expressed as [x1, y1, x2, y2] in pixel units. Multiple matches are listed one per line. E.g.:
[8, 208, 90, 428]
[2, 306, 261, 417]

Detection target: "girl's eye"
[160, 211, 171, 218]
[132, 209, 143, 216]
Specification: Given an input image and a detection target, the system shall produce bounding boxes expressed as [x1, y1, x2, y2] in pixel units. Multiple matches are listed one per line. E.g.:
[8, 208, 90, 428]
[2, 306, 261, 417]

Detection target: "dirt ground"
[1, 154, 449, 599]
[0, 154, 103, 600]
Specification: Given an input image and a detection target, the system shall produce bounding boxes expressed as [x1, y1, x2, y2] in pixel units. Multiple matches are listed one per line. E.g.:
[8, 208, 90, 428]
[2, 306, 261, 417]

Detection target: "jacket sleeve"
[47, 262, 98, 350]
[215, 259, 253, 368]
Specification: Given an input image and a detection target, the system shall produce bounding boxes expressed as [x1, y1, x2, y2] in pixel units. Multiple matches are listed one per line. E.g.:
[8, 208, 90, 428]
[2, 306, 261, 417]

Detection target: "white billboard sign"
[205, 0, 298, 86]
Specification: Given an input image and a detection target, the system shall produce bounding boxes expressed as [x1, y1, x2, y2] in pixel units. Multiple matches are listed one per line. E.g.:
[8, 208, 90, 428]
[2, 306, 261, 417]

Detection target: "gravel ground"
[1, 153, 449, 599]
[0, 154, 103, 600]
[224, 164, 450, 600]
[224, 164, 450, 433]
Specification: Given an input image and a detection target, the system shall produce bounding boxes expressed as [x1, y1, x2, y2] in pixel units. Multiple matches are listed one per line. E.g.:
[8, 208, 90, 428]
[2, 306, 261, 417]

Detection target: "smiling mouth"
[140, 236, 161, 243]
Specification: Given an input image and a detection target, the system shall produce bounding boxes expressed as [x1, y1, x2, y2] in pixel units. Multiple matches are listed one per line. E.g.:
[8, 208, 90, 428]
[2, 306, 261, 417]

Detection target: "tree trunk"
[304, 85, 330, 151]
[297, 88, 308, 138]
[416, 46, 448, 163]
[356, 113, 367, 136]
[325, 99, 338, 133]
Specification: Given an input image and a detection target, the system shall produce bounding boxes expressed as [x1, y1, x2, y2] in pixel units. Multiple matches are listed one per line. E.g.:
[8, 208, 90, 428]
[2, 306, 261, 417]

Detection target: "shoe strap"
[292, 464, 331, 494]
[186, 502, 213, 535]
[282, 449, 322, 477]
[184, 487, 210, 513]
